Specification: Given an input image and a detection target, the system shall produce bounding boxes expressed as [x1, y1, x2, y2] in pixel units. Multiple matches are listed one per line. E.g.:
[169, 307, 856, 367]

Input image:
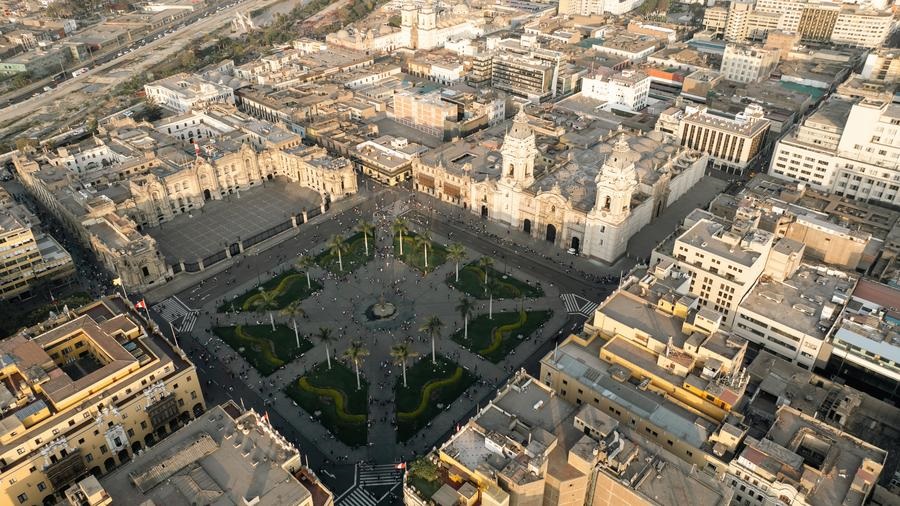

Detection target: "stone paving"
[189, 202, 568, 465]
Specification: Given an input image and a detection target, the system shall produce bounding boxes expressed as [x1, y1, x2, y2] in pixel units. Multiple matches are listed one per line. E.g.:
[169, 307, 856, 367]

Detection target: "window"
[37, 481, 46, 492]
[85, 453, 93, 463]
[16, 493, 26, 504]
[100, 445, 107, 454]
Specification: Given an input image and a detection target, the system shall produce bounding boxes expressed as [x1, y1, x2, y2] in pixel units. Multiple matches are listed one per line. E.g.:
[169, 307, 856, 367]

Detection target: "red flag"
[135, 299, 147, 310]
[395, 462, 406, 470]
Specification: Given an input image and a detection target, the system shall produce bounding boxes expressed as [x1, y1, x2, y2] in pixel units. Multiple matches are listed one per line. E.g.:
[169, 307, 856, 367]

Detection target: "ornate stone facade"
[413, 111, 709, 263]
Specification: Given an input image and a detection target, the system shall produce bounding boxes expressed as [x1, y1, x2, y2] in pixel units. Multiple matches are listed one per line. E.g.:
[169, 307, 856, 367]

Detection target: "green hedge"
[479, 308, 526, 355]
[297, 378, 366, 423]
[398, 367, 463, 421]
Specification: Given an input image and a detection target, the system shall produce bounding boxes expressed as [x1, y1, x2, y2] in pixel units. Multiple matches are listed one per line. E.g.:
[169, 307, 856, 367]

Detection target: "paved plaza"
[147, 178, 321, 263]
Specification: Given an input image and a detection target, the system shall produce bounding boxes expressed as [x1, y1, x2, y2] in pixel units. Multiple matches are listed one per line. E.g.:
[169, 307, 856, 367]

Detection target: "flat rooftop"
[100, 403, 322, 506]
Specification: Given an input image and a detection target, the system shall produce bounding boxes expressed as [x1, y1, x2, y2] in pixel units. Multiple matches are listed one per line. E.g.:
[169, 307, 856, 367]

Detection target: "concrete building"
[720, 44, 779, 84]
[650, 211, 800, 327]
[666, 104, 771, 175]
[0, 295, 206, 506]
[144, 73, 235, 114]
[404, 371, 730, 506]
[391, 89, 458, 138]
[0, 187, 73, 301]
[557, 0, 646, 15]
[579, 69, 650, 112]
[861, 49, 900, 83]
[768, 98, 900, 208]
[734, 264, 855, 369]
[412, 110, 708, 263]
[592, 33, 658, 63]
[830, 8, 895, 48]
[728, 405, 886, 506]
[93, 402, 333, 506]
[826, 279, 900, 402]
[353, 135, 428, 186]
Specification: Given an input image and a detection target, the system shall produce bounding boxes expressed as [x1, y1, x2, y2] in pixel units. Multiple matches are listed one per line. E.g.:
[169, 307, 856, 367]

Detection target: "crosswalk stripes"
[358, 464, 403, 487]
[336, 486, 378, 506]
[152, 296, 198, 332]
[560, 293, 599, 317]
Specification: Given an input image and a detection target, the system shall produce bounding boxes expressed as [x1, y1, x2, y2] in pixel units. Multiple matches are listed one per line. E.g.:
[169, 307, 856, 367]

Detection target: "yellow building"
[0, 295, 205, 506]
[0, 187, 74, 301]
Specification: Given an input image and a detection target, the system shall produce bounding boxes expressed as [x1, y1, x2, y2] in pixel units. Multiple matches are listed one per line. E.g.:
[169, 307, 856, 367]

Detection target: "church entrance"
[203, 189, 212, 201]
[481, 205, 488, 218]
[571, 236, 580, 252]
[523, 219, 531, 234]
[546, 224, 557, 243]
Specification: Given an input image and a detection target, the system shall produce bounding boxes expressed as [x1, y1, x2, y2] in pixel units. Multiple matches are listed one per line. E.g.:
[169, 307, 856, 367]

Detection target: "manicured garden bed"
[394, 355, 474, 442]
[315, 232, 371, 274]
[448, 261, 544, 299]
[218, 269, 321, 313]
[394, 232, 447, 273]
[284, 362, 368, 446]
[451, 309, 552, 363]
[212, 324, 312, 376]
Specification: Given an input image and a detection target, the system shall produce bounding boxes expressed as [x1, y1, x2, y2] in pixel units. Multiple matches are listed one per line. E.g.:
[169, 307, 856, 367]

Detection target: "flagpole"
[168, 320, 180, 349]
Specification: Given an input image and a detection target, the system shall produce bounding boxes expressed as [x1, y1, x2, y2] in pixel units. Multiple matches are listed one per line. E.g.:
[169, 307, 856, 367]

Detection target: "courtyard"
[147, 178, 321, 263]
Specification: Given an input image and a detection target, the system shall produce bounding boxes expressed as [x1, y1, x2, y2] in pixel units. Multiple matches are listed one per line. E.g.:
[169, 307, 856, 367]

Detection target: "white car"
[567, 248, 577, 255]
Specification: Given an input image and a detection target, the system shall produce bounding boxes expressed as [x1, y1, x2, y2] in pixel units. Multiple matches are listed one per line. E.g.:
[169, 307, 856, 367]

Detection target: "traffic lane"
[414, 210, 610, 298]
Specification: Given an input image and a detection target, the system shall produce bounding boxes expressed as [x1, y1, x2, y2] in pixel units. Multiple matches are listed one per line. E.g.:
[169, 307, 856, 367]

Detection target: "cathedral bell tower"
[500, 109, 537, 188]
[592, 135, 637, 223]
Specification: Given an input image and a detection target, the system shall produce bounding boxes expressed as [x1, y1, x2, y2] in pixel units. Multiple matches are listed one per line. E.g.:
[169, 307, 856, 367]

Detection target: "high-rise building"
[768, 98, 900, 207]
[0, 187, 73, 301]
[861, 49, 900, 83]
[0, 295, 205, 506]
[720, 44, 779, 83]
[580, 69, 651, 112]
[667, 104, 771, 175]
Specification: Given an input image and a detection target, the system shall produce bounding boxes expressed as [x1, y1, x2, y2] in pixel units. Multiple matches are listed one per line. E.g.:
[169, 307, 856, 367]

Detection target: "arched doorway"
[192, 403, 204, 417]
[481, 205, 488, 218]
[546, 224, 557, 243]
[104, 458, 116, 472]
[89, 467, 101, 477]
[523, 219, 531, 234]
[203, 189, 211, 201]
[266, 174, 273, 180]
[144, 434, 155, 448]
[117, 449, 129, 464]
[571, 236, 580, 252]
[131, 441, 142, 453]
[43, 495, 55, 506]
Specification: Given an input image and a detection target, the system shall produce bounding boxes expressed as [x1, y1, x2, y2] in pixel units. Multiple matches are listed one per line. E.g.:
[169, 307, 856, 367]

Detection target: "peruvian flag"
[395, 462, 406, 470]
[135, 299, 147, 310]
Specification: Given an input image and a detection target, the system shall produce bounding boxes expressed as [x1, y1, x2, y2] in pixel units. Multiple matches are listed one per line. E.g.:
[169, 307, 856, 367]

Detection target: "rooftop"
[100, 402, 330, 506]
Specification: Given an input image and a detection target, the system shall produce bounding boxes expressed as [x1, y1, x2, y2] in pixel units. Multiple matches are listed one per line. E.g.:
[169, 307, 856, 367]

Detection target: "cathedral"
[412, 110, 710, 263]
[326, 0, 485, 53]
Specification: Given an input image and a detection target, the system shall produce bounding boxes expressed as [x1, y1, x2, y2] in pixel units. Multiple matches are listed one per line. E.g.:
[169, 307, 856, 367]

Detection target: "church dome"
[336, 29, 349, 38]
[507, 109, 533, 141]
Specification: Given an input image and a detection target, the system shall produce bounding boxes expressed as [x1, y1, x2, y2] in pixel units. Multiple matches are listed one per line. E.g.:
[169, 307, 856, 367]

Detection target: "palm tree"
[478, 256, 494, 285]
[328, 234, 349, 272]
[391, 342, 418, 388]
[447, 243, 466, 282]
[392, 217, 408, 256]
[357, 219, 374, 257]
[485, 277, 499, 320]
[419, 315, 444, 365]
[316, 327, 335, 370]
[250, 288, 278, 313]
[294, 255, 315, 290]
[414, 230, 432, 269]
[343, 341, 369, 391]
[280, 300, 305, 348]
[456, 297, 475, 341]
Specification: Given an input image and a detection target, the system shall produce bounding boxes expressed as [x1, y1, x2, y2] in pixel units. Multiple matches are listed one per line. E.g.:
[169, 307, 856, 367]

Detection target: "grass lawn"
[393, 231, 447, 274]
[452, 310, 552, 363]
[394, 355, 474, 442]
[316, 232, 372, 274]
[284, 362, 368, 447]
[218, 269, 321, 313]
[212, 324, 312, 376]
[448, 261, 544, 300]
